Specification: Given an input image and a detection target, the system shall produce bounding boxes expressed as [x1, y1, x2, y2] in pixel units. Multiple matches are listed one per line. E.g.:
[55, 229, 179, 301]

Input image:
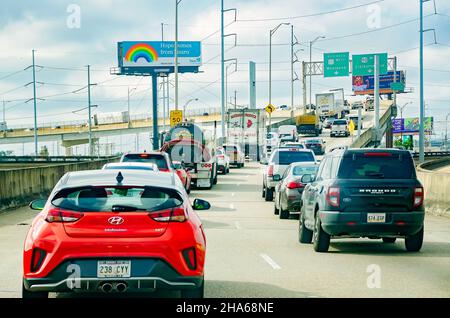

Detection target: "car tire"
[382, 237, 396, 243]
[265, 188, 274, 201]
[279, 203, 289, 219]
[180, 280, 204, 299]
[405, 227, 424, 252]
[22, 284, 48, 299]
[274, 199, 280, 215]
[213, 175, 218, 185]
[299, 215, 313, 244]
[313, 215, 330, 252]
[262, 185, 266, 198]
[227, 167, 230, 174]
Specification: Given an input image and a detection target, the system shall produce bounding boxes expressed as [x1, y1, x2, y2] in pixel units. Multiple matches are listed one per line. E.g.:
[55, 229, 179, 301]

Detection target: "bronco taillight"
[326, 187, 340, 207]
[45, 208, 84, 223]
[413, 187, 424, 208]
[31, 248, 46, 272]
[148, 207, 187, 222]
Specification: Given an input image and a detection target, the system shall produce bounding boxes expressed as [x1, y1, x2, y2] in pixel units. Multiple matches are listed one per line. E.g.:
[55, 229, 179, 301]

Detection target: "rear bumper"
[319, 211, 425, 237]
[23, 258, 203, 293]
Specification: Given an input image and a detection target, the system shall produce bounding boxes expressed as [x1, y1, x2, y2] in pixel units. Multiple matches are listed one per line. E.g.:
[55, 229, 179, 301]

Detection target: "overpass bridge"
[0, 109, 301, 147]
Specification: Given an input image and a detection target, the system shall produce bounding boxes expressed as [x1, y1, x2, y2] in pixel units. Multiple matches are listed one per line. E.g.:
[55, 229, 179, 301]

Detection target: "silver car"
[262, 148, 317, 202]
[273, 162, 319, 219]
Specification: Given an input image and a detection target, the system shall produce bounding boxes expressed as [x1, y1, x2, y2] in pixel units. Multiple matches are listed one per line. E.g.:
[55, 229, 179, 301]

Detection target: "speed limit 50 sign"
[170, 110, 183, 127]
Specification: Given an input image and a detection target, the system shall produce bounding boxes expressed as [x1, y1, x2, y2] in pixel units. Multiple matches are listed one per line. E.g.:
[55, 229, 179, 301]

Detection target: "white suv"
[262, 148, 317, 201]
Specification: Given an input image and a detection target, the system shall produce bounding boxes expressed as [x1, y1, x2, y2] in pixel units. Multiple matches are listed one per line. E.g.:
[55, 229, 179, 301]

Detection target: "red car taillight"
[217, 155, 224, 159]
[45, 208, 84, 223]
[413, 187, 424, 208]
[326, 187, 340, 207]
[286, 181, 305, 189]
[148, 207, 187, 222]
[182, 247, 197, 270]
[159, 168, 170, 172]
[268, 165, 274, 177]
[30, 248, 46, 272]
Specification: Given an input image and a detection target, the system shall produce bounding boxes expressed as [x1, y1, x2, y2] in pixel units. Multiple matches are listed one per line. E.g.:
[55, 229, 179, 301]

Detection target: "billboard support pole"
[152, 75, 159, 150]
[374, 55, 380, 145]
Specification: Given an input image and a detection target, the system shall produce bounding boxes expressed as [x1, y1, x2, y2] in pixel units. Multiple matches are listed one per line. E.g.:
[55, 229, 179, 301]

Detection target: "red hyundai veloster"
[23, 169, 209, 298]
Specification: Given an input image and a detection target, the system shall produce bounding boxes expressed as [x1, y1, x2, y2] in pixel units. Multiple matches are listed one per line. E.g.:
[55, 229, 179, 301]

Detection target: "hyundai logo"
[108, 216, 124, 225]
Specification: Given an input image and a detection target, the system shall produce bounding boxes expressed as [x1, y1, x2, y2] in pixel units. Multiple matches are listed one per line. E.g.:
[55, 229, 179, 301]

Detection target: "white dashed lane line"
[260, 253, 282, 270]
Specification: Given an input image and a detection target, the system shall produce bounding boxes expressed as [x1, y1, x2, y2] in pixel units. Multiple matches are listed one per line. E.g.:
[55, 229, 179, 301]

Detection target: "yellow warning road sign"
[170, 110, 183, 127]
[265, 104, 276, 114]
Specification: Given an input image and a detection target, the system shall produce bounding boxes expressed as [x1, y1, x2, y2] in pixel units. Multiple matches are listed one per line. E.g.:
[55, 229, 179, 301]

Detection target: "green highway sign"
[352, 53, 388, 76]
[390, 82, 405, 91]
[323, 52, 350, 77]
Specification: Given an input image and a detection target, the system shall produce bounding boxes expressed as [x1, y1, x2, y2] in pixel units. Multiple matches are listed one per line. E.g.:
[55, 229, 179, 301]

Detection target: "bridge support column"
[386, 124, 393, 148]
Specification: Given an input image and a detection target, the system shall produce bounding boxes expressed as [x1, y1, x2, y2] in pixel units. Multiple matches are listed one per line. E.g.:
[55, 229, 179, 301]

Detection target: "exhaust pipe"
[115, 282, 127, 293]
[101, 283, 113, 293]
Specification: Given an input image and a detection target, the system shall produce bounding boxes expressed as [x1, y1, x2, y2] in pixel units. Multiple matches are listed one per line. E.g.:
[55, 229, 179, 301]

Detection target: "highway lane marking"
[260, 253, 281, 270]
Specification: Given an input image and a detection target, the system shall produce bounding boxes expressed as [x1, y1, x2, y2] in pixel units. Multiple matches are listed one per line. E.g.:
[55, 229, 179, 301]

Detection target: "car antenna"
[116, 172, 124, 184]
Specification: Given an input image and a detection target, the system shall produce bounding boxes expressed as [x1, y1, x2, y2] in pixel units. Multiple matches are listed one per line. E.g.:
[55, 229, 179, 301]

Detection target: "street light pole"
[183, 98, 198, 120]
[87, 65, 93, 156]
[174, 0, 182, 111]
[269, 23, 290, 105]
[309, 36, 325, 111]
[32, 49, 38, 156]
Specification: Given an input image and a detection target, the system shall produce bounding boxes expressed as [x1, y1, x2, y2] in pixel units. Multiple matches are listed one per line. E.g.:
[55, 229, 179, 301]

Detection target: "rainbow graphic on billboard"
[125, 43, 158, 63]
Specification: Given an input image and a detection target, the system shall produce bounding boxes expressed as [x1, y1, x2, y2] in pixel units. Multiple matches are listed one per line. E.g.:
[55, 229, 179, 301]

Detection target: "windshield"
[51, 186, 183, 212]
[338, 153, 415, 179]
[333, 120, 347, 125]
[271, 151, 315, 165]
[305, 140, 321, 144]
[292, 165, 318, 176]
[122, 154, 168, 169]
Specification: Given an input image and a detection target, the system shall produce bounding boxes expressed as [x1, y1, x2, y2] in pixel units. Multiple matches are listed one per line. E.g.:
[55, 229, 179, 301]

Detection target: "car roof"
[103, 162, 159, 170]
[330, 147, 411, 157]
[57, 169, 180, 191]
[122, 151, 166, 157]
[273, 148, 314, 153]
[289, 161, 319, 167]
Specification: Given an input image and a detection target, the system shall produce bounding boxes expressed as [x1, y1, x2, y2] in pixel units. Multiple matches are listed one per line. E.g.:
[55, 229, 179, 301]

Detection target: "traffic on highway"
[0, 0, 449, 311]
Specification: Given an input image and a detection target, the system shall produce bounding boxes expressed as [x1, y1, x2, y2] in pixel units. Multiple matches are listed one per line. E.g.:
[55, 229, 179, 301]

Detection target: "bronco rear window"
[338, 153, 415, 179]
[122, 154, 168, 169]
[51, 186, 183, 212]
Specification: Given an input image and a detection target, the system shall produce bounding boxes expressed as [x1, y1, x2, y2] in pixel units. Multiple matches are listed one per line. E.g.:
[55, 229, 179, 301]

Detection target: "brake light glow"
[139, 154, 149, 158]
[148, 207, 187, 222]
[268, 165, 274, 177]
[413, 187, 424, 208]
[364, 152, 393, 157]
[326, 187, 340, 207]
[287, 181, 305, 189]
[45, 208, 84, 223]
[159, 168, 170, 172]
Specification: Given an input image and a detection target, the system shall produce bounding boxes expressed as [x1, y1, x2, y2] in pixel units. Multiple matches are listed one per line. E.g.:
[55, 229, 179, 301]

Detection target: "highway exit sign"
[352, 53, 388, 76]
[324, 52, 349, 77]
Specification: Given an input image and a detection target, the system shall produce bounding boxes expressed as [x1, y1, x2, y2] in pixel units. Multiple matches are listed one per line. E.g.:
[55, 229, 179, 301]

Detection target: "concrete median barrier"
[417, 158, 450, 218]
[0, 157, 119, 211]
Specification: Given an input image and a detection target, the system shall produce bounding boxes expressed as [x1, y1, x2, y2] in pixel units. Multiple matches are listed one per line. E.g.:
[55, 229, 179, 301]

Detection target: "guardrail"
[0, 156, 119, 163]
[411, 151, 450, 159]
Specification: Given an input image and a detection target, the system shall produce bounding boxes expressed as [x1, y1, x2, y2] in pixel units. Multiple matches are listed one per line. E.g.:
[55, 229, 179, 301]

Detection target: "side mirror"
[29, 199, 46, 211]
[273, 174, 282, 182]
[193, 199, 211, 211]
[301, 174, 315, 184]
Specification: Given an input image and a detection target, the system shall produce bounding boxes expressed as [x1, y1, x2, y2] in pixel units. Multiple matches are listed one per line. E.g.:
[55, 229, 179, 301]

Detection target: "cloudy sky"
[0, 0, 449, 136]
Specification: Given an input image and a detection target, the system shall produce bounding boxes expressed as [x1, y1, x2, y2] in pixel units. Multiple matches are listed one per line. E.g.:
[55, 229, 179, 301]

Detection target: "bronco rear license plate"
[367, 213, 386, 223]
[97, 261, 131, 278]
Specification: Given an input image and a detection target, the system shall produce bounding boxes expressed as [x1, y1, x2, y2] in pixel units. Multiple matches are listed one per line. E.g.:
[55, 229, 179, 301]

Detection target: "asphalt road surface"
[1, 161, 449, 298]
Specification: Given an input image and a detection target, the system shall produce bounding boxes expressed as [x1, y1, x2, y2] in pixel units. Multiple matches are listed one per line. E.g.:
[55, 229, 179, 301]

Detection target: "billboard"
[392, 117, 433, 134]
[228, 110, 261, 144]
[352, 71, 405, 95]
[117, 41, 201, 75]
